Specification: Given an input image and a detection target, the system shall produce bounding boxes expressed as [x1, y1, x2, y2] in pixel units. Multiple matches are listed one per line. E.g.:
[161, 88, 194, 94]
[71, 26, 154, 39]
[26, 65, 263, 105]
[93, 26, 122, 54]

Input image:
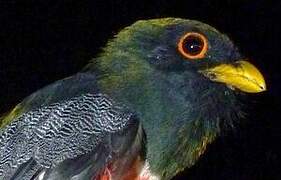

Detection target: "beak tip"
[260, 84, 267, 92]
[200, 60, 267, 93]
[257, 75, 267, 92]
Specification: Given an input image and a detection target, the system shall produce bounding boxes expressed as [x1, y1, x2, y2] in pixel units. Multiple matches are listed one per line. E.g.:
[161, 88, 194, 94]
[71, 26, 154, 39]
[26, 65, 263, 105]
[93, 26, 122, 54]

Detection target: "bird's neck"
[86, 55, 242, 179]
[94, 74, 218, 179]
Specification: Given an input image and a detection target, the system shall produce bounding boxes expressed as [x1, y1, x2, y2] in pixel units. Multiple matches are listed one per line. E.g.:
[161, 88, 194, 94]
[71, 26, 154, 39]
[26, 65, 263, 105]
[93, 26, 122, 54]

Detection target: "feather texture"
[0, 93, 133, 179]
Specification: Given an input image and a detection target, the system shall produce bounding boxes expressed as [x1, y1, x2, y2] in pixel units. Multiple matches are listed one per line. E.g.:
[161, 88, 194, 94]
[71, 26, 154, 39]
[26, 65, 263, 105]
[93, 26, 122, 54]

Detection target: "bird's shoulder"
[0, 72, 140, 179]
[1, 72, 100, 128]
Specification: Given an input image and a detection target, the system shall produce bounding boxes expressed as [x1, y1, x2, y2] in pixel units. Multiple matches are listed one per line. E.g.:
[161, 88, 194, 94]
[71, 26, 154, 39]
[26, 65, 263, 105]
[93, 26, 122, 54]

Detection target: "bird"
[0, 18, 266, 180]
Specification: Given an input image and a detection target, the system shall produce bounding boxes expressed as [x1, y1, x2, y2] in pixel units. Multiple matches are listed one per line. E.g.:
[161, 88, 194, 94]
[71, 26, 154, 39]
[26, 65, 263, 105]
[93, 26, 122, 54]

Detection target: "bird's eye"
[177, 32, 208, 59]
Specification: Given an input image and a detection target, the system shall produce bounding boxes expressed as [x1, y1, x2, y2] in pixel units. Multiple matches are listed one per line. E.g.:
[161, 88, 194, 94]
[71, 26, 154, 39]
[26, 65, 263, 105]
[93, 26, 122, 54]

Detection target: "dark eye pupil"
[182, 36, 204, 55]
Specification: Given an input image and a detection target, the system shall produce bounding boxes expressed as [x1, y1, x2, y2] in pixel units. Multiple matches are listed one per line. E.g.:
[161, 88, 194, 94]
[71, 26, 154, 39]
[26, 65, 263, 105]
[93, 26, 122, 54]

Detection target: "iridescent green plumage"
[85, 18, 243, 178]
[1, 18, 250, 179]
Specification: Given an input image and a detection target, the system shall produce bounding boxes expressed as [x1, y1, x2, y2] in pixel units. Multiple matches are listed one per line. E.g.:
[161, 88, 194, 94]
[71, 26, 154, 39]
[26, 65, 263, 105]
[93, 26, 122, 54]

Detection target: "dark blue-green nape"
[85, 18, 244, 178]
[2, 18, 264, 180]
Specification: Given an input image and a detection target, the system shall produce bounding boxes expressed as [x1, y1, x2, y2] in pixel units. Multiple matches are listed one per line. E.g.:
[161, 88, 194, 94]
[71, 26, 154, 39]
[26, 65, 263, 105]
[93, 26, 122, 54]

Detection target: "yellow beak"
[199, 60, 266, 93]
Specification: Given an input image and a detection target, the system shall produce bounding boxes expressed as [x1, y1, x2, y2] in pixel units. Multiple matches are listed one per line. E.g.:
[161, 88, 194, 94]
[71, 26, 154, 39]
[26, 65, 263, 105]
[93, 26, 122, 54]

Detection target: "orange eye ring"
[177, 32, 208, 59]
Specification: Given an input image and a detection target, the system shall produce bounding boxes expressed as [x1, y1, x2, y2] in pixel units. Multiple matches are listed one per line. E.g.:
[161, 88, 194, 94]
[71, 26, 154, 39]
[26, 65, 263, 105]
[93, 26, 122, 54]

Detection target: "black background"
[0, 1, 280, 179]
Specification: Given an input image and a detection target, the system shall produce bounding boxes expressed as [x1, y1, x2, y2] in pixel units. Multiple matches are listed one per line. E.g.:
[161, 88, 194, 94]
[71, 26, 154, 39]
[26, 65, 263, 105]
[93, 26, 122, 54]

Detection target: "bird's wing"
[0, 93, 144, 180]
[0, 73, 145, 180]
[0, 72, 99, 128]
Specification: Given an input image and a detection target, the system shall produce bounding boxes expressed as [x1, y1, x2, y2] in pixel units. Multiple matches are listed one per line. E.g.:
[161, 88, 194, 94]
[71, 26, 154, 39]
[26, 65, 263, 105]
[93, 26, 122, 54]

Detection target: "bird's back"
[0, 72, 99, 128]
[0, 72, 141, 180]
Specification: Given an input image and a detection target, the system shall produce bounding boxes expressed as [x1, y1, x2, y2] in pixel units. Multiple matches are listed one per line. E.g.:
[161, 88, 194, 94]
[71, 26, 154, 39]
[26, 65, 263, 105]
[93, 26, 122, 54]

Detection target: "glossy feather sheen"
[0, 94, 131, 179]
[89, 18, 244, 178]
[0, 18, 250, 180]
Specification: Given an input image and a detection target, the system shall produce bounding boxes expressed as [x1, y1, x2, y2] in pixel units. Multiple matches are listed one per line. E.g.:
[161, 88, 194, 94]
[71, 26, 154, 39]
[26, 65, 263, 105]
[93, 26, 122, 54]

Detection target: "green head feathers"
[84, 18, 257, 178]
[1, 18, 265, 179]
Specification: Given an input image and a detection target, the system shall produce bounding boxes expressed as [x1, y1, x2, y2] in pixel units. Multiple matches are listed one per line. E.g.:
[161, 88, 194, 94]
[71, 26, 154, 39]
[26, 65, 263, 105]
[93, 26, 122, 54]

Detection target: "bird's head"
[87, 18, 266, 179]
